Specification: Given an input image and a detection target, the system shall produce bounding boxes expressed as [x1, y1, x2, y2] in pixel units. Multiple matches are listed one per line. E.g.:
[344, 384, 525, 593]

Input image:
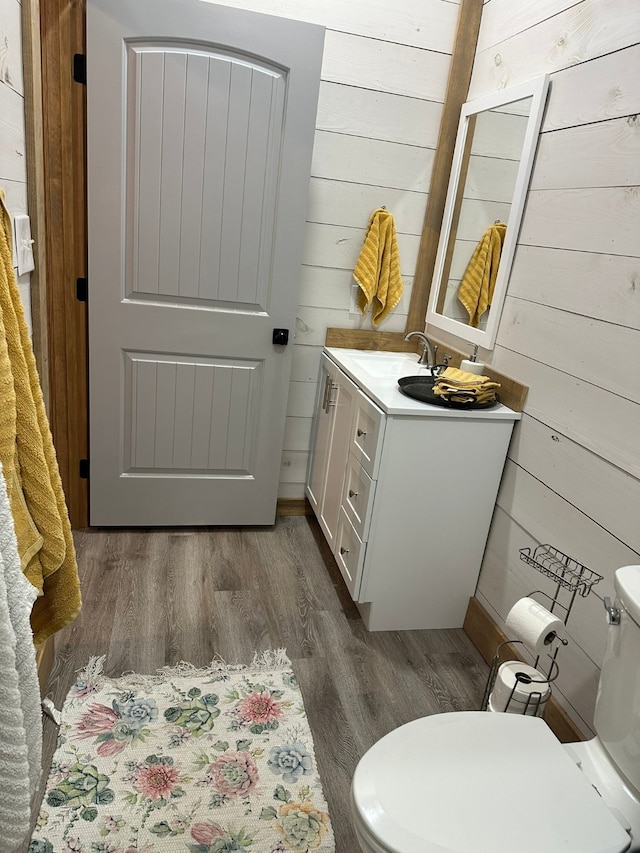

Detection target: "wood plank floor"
[35, 516, 489, 852]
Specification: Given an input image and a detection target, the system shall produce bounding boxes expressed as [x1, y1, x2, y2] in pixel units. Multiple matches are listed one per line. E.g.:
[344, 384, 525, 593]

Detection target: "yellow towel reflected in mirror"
[457, 222, 506, 327]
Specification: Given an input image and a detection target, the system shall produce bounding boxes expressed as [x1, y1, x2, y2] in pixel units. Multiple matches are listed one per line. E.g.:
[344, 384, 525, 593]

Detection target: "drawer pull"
[340, 546, 349, 556]
[348, 489, 358, 498]
[357, 428, 367, 437]
[322, 373, 332, 412]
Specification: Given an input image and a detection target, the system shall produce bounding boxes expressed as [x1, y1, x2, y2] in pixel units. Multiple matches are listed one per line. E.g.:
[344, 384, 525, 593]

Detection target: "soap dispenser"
[460, 345, 485, 375]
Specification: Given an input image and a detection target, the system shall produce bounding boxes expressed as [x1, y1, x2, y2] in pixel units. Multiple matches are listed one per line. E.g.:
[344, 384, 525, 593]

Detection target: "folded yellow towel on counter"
[434, 366, 497, 387]
[437, 390, 497, 405]
[433, 366, 500, 403]
[354, 208, 403, 327]
[0, 189, 81, 643]
[457, 222, 506, 328]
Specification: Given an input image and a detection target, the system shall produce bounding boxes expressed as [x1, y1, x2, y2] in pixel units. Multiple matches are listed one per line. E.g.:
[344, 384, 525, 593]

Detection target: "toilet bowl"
[351, 565, 640, 853]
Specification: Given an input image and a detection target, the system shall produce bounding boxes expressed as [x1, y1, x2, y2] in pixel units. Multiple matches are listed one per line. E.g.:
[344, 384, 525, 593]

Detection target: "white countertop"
[325, 347, 522, 421]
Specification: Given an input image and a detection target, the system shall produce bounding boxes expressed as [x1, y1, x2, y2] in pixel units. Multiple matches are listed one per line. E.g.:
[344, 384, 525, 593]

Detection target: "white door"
[86, 0, 324, 525]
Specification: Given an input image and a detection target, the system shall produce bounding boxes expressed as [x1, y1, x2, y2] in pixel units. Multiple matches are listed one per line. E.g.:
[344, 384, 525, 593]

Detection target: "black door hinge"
[79, 459, 90, 479]
[76, 277, 87, 302]
[73, 54, 86, 85]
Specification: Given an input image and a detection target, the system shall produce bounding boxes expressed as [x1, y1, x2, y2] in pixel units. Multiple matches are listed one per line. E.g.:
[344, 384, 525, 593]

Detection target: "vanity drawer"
[342, 453, 376, 541]
[351, 391, 385, 478]
[335, 508, 366, 600]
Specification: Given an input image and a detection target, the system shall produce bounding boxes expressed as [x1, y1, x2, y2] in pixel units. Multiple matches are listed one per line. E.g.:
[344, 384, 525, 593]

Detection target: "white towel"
[0, 461, 42, 852]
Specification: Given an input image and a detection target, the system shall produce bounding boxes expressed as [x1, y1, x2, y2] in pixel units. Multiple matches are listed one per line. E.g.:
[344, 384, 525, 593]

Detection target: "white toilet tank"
[593, 565, 640, 795]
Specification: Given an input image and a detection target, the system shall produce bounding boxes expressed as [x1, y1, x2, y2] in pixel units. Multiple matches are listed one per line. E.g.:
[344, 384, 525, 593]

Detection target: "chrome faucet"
[404, 331, 436, 368]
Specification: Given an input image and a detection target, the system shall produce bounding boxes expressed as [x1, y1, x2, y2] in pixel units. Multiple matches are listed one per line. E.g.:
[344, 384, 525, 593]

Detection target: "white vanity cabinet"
[305, 348, 521, 632]
[306, 356, 361, 551]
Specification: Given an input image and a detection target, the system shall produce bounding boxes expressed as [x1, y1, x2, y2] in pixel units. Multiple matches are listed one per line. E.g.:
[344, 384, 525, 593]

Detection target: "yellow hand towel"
[433, 366, 500, 403]
[433, 386, 497, 403]
[434, 366, 500, 388]
[457, 223, 506, 327]
[0, 189, 81, 643]
[353, 208, 403, 327]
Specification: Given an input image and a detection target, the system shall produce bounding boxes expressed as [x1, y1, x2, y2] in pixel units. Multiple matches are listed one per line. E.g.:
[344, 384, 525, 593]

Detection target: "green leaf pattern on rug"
[30, 655, 334, 853]
[46, 760, 115, 812]
[164, 692, 221, 735]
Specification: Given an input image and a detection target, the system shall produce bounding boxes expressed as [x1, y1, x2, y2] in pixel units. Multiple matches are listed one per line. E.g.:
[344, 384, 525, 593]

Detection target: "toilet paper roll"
[490, 662, 550, 716]
[505, 597, 566, 656]
[488, 691, 546, 717]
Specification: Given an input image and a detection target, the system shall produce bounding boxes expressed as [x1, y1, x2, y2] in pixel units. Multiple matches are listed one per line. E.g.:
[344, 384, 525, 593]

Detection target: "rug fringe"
[74, 649, 292, 691]
[75, 654, 107, 683]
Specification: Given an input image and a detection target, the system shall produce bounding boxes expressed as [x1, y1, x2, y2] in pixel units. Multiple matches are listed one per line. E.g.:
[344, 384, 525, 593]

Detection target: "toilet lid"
[352, 712, 630, 853]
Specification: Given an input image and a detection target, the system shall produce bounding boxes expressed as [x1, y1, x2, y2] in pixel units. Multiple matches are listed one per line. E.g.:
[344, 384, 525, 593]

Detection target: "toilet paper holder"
[481, 543, 603, 716]
[481, 640, 560, 716]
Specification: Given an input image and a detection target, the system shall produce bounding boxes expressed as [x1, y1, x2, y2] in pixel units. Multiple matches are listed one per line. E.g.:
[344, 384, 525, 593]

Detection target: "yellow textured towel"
[0, 189, 81, 643]
[433, 366, 500, 403]
[457, 223, 506, 327]
[354, 208, 403, 327]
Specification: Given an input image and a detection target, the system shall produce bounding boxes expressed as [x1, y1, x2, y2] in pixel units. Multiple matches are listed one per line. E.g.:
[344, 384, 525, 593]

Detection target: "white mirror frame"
[426, 74, 550, 350]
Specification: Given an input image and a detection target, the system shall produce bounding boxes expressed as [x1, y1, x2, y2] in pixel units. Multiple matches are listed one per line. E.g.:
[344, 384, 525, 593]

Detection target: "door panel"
[127, 44, 284, 310]
[87, 0, 324, 524]
[124, 353, 261, 475]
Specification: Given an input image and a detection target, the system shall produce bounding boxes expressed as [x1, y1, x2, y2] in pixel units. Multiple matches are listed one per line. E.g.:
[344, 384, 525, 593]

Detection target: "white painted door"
[86, 0, 324, 525]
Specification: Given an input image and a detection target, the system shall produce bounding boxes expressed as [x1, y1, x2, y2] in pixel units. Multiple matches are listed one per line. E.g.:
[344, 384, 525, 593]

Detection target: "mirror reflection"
[426, 75, 549, 350]
[437, 96, 533, 330]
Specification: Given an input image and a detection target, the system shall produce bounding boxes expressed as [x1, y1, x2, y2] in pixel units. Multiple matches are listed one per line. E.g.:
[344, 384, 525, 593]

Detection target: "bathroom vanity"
[306, 347, 521, 631]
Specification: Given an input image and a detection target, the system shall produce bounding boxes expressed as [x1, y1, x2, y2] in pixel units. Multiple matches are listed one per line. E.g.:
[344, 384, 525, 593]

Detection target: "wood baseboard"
[276, 498, 312, 517]
[36, 636, 55, 696]
[463, 596, 584, 743]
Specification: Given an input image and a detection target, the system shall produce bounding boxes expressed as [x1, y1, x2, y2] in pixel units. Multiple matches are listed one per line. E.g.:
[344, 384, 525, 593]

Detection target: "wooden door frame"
[38, 0, 88, 527]
[35, 0, 481, 528]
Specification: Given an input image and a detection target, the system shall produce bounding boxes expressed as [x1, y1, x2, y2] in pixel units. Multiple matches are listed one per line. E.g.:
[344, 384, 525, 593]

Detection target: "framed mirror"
[426, 75, 550, 349]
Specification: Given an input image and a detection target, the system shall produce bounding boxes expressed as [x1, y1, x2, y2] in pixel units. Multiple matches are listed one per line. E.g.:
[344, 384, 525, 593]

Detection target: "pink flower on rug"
[97, 737, 127, 757]
[190, 822, 225, 844]
[238, 691, 282, 725]
[70, 679, 100, 699]
[209, 751, 259, 797]
[74, 703, 119, 738]
[134, 762, 180, 800]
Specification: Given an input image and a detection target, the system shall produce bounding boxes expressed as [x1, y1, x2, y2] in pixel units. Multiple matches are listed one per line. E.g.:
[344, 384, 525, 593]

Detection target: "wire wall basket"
[519, 544, 603, 607]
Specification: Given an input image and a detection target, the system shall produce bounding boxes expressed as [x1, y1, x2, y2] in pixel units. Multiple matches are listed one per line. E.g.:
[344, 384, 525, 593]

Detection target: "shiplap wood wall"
[0, 0, 32, 332]
[206, 0, 460, 497]
[430, 0, 640, 736]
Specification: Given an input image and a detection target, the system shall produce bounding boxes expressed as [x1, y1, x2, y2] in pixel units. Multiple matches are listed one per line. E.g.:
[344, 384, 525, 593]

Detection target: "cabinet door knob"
[340, 546, 349, 555]
[357, 428, 366, 437]
[348, 489, 358, 498]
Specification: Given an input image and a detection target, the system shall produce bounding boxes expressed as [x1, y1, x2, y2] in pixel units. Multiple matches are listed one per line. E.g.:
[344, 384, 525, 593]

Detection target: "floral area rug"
[30, 650, 335, 853]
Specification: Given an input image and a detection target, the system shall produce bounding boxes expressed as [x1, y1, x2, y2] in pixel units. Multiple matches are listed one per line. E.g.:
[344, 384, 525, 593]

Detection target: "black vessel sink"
[398, 375, 499, 409]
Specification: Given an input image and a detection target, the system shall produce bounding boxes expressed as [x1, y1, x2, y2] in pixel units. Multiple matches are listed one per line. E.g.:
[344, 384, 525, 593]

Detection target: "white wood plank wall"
[432, 0, 640, 735]
[0, 0, 32, 333]
[209, 0, 458, 498]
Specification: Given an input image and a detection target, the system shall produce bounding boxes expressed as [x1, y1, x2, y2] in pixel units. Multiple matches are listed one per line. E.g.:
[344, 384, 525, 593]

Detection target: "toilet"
[351, 565, 640, 853]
